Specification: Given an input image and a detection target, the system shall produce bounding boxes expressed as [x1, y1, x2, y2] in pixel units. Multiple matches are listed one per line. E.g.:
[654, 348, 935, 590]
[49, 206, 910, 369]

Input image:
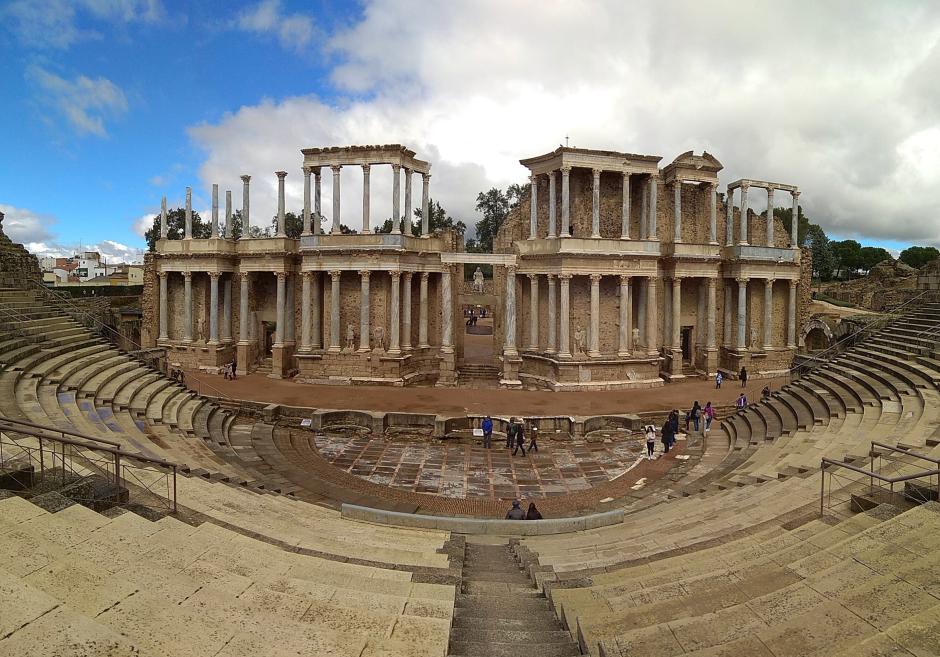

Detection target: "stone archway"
[800, 318, 833, 353]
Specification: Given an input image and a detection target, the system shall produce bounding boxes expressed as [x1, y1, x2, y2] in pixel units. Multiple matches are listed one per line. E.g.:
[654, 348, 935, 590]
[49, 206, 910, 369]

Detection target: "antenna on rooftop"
[565, 135, 570, 147]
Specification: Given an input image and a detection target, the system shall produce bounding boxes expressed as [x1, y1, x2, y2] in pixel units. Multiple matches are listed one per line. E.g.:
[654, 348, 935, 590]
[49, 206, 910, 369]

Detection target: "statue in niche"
[345, 323, 356, 351]
[750, 327, 759, 349]
[573, 325, 587, 356]
[373, 325, 386, 352]
[196, 316, 205, 342]
[632, 327, 641, 352]
[472, 266, 485, 294]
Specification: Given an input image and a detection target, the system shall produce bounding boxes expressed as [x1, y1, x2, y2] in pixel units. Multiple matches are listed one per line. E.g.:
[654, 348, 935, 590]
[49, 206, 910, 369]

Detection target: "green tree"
[267, 211, 304, 239]
[506, 182, 530, 210]
[473, 188, 511, 253]
[778, 206, 810, 246]
[899, 245, 940, 269]
[805, 224, 835, 281]
[339, 224, 358, 234]
[830, 239, 862, 278]
[411, 199, 466, 236]
[144, 208, 209, 251]
[858, 246, 892, 274]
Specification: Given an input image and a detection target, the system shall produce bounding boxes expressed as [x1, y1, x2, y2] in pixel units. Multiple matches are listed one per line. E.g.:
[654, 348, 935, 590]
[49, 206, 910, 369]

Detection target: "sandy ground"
[810, 299, 879, 317]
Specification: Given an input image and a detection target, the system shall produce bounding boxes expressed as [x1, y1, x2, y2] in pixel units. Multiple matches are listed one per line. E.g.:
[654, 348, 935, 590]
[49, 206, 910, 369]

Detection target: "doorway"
[680, 326, 692, 362]
[262, 322, 275, 355]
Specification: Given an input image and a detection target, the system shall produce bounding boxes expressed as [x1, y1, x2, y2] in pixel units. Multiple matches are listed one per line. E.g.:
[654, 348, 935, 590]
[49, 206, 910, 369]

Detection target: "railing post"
[819, 465, 825, 516]
[38, 436, 44, 475]
[172, 465, 178, 514]
[114, 452, 121, 489]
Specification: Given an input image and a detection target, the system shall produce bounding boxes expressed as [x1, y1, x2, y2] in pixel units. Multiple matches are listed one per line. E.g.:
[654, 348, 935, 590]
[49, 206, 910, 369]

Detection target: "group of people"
[169, 367, 185, 383]
[643, 400, 717, 459]
[479, 416, 538, 456]
[222, 359, 237, 380]
[505, 499, 543, 520]
[464, 308, 486, 326]
[715, 367, 749, 390]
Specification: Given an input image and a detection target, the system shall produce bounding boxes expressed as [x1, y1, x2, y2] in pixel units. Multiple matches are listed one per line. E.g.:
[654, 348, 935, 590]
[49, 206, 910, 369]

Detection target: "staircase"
[255, 357, 272, 376]
[457, 364, 501, 388]
[447, 540, 580, 657]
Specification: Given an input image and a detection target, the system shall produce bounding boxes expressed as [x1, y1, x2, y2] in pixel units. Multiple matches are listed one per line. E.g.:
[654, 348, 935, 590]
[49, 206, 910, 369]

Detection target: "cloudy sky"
[2, 0, 940, 263]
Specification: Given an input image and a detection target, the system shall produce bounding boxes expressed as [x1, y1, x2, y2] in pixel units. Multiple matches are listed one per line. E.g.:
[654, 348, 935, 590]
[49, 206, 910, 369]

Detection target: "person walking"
[740, 366, 748, 388]
[481, 415, 493, 449]
[505, 418, 516, 449]
[645, 424, 656, 459]
[505, 500, 525, 520]
[715, 371, 723, 389]
[736, 392, 748, 410]
[525, 502, 543, 520]
[690, 401, 702, 433]
[512, 421, 527, 457]
[703, 402, 715, 434]
[528, 422, 539, 453]
[661, 419, 674, 454]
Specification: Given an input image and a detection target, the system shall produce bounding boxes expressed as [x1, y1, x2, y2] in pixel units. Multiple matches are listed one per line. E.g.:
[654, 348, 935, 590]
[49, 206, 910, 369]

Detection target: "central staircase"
[448, 540, 580, 656]
[457, 363, 501, 388]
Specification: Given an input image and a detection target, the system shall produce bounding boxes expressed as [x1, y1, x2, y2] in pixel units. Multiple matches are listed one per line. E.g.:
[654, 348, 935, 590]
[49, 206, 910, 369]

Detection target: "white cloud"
[1, 0, 164, 49]
[235, 0, 314, 52]
[188, 0, 940, 246]
[26, 66, 128, 137]
[0, 204, 56, 244]
[25, 239, 144, 265]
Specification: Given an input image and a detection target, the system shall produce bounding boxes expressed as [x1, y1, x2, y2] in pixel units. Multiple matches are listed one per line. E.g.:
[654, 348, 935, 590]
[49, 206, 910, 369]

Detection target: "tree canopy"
[144, 208, 209, 251]
[375, 198, 465, 236]
[899, 245, 940, 269]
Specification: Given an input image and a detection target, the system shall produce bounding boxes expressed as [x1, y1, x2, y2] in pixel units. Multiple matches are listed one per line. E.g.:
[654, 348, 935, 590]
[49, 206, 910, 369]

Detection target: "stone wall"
[141, 252, 157, 347]
[0, 211, 41, 288]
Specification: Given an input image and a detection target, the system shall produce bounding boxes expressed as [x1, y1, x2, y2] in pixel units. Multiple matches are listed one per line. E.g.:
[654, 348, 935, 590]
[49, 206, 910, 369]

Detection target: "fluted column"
[403, 167, 412, 235]
[546, 274, 557, 354]
[640, 177, 648, 239]
[300, 272, 312, 352]
[211, 184, 219, 238]
[238, 273, 249, 345]
[391, 164, 401, 235]
[330, 165, 342, 234]
[671, 277, 682, 350]
[589, 273, 601, 356]
[763, 278, 774, 350]
[560, 167, 571, 236]
[421, 173, 430, 236]
[673, 181, 682, 242]
[182, 271, 192, 342]
[285, 274, 294, 344]
[725, 187, 734, 246]
[645, 276, 658, 356]
[736, 277, 748, 350]
[791, 191, 800, 247]
[787, 280, 798, 348]
[208, 273, 220, 344]
[358, 270, 371, 351]
[766, 187, 775, 246]
[184, 187, 192, 239]
[503, 266, 517, 356]
[548, 172, 557, 238]
[558, 274, 571, 357]
[648, 177, 658, 239]
[389, 271, 401, 354]
[313, 168, 322, 235]
[591, 169, 601, 238]
[222, 274, 232, 341]
[637, 277, 647, 345]
[707, 278, 717, 349]
[361, 164, 371, 234]
[709, 184, 718, 244]
[275, 171, 287, 237]
[274, 272, 286, 347]
[621, 173, 631, 239]
[160, 196, 168, 239]
[225, 190, 233, 239]
[739, 183, 750, 245]
[441, 266, 454, 353]
[302, 167, 312, 236]
[328, 270, 341, 351]
[618, 275, 632, 356]
[240, 175, 251, 237]
[527, 274, 539, 350]
[723, 282, 733, 348]
[402, 272, 413, 351]
[418, 273, 430, 348]
[311, 272, 322, 349]
[529, 174, 538, 239]
[158, 272, 168, 341]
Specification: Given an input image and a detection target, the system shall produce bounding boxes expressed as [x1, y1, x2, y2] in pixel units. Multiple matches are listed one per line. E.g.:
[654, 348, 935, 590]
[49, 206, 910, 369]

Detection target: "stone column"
[421, 173, 430, 236]
[403, 167, 412, 235]
[184, 187, 192, 239]
[313, 167, 322, 235]
[671, 277, 682, 350]
[211, 183, 219, 238]
[723, 282, 732, 348]
[709, 183, 718, 244]
[358, 270, 371, 351]
[441, 266, 454, 353]
[591, 169, 601, 238]
[300, 272, 312, 352]
[618, 275, 632, 356]
[312, 272, 322, 349]
[673, 181, 682, 242]
[561, 167, 571, 236]
[791, 191, 800, 247]
[302, 167, 312, 236]
[663, 280, 672, 352]
[503, 266, 517, 356]
[160, 196, 168, 239]
[402, 272, 413, 351]
[766, 187, 775, 246]
[328, 270, 341, 351]
[736, 277, 748, 350]
[558, 274, 571, 357]
[640, 178, 648, 239]
[529, 174, 538, 239]
[361, 164, 371, 234]
[274, 272, 286, 347]
[238, 273, 249, 344]
[158, 272, 168, 341]
[527, 274, 539, 350]
[225, 190, 233, 239]
[648, 177, 658, 239]
[208, 273, 220, 344]
[418, 273, 430, 348]
[182, 271, 193, 342]
[763, 278, 774, 350]
[275, 171, 287, 237]
[285, 274, 295, 345]
[222, 275, 232, 341]
[389, 271, 401, 354]
[646, 276, 658, 356]
[787, 280, 798, 348]
[546, 274, 557, 354]
[589, 273, 601, 356]
[390, 164, 401, 235]
[707, 278, 717, 349]
[330, 165, 342, 234]
[637, 277, 647, 345]
[725, 187, 734, 246]
[240, 175, 251, 237]
[621, 173, 631, 239]
[548, 171, 557, 238]
[739, 183, 749, 245]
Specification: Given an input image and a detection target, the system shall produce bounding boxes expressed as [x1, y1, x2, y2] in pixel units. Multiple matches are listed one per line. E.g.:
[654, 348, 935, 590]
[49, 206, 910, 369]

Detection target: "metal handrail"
[871, 441, 940, 465]
[821, 458, 940, 483]
[0, 416, 121, 448]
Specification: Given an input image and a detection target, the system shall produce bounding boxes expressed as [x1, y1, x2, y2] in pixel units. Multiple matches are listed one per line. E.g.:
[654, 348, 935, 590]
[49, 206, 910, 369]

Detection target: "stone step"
[447, 640, 580, 657]
[451, 613, 564, 631]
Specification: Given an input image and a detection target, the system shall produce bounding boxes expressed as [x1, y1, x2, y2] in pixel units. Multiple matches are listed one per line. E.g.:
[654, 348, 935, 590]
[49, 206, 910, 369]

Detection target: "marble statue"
[472, 266, 485, 293]
[750, 327, 759, 349]
[372, 325, 386, 351]
[346, 323, 356, 351]
[632, 327, 640, 349]
[573, 325, 587, 356]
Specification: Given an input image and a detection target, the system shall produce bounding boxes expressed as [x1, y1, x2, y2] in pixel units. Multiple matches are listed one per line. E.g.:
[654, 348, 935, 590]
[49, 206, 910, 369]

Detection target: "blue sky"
[2, 1, 940, 263]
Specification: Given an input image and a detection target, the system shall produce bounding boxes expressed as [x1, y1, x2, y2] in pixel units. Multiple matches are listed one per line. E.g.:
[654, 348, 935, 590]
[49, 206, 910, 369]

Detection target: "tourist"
[661, 419, 674, 454]
[505, 500, 525, 520]
[670, 410, 680, 446]
[526, 502, 543, 520]
[740, 366, 748, 388]
[762, 385, 771, 400]
[481, 415, 493, 449]
[230, 360, 237, 380]
[506, 418, 516, 448]
[513, 421, 527, 457]
[645, 424, 656, 459]
[528, 422, 539, 453]
[690, 401, 702, 433]
[715, 371, 723, 389]
[736, 393, 747, 410]
[704, 402, 715, 433]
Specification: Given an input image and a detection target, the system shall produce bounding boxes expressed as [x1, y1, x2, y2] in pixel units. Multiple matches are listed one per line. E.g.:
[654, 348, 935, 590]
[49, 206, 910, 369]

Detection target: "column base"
[418, 343, 431, 350]
[236, 342, 251, 375]
[328, 345, 342, 353]
[437, 350, 456, 386]
[589, 350, 601, 358]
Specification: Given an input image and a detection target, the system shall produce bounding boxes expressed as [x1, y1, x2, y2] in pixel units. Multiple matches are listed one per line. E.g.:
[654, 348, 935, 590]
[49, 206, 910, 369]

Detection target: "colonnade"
[719, 277, 800, 351]
[725, 183, 801, 247]
[157, 271, 235, 345]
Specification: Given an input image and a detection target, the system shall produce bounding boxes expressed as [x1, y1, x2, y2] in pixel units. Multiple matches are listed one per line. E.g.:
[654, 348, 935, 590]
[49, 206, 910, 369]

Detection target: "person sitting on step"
[505, 500, 525, 520]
